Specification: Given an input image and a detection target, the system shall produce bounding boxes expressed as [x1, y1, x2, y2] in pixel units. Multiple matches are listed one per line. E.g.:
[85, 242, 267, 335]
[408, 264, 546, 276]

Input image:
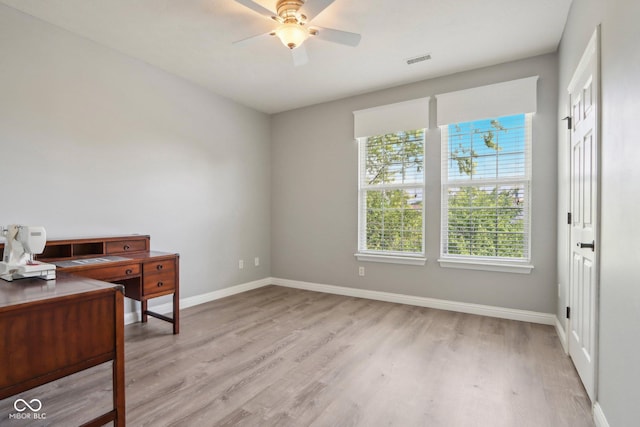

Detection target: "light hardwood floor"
[1, 285, 594, 426]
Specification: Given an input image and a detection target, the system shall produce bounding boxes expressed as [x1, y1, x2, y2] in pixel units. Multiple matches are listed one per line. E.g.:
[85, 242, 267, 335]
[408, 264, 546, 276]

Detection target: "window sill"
[437, 258, 533, 274]
[355, 253, 427, 266]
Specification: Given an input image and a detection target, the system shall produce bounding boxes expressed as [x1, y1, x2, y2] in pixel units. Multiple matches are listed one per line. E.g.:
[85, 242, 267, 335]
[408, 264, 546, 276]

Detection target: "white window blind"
[357, 129, 425, 258]
[437, 78, 537, 267]
[440, 113, 532, 262]
[354, 98, 429, 263]
[354, 97, 430, 139]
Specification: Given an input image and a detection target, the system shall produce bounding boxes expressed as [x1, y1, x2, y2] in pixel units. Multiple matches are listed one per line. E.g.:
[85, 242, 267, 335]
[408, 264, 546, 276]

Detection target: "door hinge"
[562, 116, 572, 130]
[567, 212, 572, 225]
[566, 306, 571, 319]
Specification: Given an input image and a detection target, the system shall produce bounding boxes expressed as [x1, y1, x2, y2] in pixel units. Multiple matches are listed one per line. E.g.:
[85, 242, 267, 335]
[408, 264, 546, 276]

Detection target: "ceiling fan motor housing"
[276, 0, 307, 23]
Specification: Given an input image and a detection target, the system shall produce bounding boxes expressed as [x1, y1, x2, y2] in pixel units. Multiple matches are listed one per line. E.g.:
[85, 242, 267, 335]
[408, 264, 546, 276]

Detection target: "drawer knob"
[124, 244, 130, 251]
[125, 269, 133, 275]
[157, 281, 163, 287]
[157, 264, 163, 271]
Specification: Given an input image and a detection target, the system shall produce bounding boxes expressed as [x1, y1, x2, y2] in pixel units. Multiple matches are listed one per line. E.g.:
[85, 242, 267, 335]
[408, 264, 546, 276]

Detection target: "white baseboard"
[123, 277, 272, 325]
[124, 311, 140, 325]
[125, 276, 556, 327]
[272, 278, 556, 325]
[593, 402, 610, 427]
[555, 316, 569, 354]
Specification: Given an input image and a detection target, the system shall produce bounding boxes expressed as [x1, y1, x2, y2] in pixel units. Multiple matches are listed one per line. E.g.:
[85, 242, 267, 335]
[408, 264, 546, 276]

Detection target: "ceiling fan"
[233, 0, 361, 66]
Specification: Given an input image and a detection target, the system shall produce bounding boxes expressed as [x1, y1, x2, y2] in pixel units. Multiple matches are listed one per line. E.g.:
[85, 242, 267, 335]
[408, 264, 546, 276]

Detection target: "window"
[441, 114, 531, 261]
[353, 97, 429, 264]
[436, 77, 537, 273]
[358, 130, 425, 260]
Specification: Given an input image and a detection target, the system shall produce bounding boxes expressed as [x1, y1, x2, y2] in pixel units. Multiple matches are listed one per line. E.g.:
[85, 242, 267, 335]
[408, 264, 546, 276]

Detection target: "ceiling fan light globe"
[275, 23, 308, 49]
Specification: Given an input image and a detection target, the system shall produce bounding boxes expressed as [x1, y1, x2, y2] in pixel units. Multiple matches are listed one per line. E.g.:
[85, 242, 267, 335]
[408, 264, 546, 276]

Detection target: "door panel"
[568, 29, 599, 402]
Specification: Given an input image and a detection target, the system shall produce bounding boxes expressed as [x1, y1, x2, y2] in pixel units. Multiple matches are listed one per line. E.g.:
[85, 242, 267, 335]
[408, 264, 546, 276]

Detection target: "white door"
[568, 28, 600, 402]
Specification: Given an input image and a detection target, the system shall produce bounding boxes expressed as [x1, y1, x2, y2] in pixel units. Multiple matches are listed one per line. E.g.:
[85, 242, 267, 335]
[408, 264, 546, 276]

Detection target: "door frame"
[566, 25, 601, 402]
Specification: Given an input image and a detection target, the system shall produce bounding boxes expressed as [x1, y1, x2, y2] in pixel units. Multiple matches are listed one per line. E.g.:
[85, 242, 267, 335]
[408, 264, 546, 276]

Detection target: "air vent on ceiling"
[406, 54, 431, 65]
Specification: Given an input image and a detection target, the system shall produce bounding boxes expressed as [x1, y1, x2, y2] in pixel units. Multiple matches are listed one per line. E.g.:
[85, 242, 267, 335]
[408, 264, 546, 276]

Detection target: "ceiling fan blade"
[292, 45, 309, 67]
[298, 0, 336, 22]
[234, 0, 278, 20]
[233, 31, 275, 46]
[311, 26, 361, 47]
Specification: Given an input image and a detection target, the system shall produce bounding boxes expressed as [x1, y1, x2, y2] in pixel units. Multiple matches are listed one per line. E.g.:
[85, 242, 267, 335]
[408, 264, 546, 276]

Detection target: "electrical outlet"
[254, 257, 260, 267]
[359, 266, 365, 276]
[239, 259, 244, 269]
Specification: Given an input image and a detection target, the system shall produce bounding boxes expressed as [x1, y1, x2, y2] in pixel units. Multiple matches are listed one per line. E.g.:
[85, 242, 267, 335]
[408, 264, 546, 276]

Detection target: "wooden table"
[0, 273, 125, 426]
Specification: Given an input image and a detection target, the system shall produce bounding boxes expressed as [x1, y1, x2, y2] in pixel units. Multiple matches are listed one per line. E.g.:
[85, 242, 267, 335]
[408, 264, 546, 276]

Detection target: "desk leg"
[114, 291, 126, 426]
[172, 291, 180, 335]
[141, 299, 148, 323]
[173, 258, 180, 334]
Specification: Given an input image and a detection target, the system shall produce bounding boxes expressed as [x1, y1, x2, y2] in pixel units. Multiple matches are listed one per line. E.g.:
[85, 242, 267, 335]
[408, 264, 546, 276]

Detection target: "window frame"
[355, 130, 427, 265]
[437, 113, 534, 274]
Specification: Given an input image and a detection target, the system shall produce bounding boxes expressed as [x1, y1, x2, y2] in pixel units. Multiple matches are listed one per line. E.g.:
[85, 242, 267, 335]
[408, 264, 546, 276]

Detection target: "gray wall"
[272, 53, 558, 314]
[558, 0, 640, 424]
[0, 5, 272, 314]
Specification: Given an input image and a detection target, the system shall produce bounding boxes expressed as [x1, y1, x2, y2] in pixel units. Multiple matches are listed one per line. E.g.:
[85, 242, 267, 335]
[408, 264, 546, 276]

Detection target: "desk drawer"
[143, 259, 176, 275]
[143, 275, 175, 295]
[143, 259, 176, 296]
[79, 263, 141, 281]
[106, 239, 148, 254]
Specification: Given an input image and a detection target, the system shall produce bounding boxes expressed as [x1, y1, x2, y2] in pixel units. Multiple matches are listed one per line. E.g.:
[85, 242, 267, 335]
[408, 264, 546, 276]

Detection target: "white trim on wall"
[127, 276, 556, 326]
[272, 277, 556, 325]
[355, 252, 427, 265]
[123, 277, 272, 325]
[555, 316, 569, 354]
[593, 402, 610, 427]
[438, 258, 534, 274]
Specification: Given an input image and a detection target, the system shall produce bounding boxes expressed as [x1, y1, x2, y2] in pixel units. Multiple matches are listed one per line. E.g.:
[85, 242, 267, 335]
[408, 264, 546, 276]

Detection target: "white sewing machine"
[0, 225, 56, 282]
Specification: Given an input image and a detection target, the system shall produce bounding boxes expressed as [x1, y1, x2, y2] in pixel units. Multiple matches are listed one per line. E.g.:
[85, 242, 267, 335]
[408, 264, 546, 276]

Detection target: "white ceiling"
[0, 0, 572, 114]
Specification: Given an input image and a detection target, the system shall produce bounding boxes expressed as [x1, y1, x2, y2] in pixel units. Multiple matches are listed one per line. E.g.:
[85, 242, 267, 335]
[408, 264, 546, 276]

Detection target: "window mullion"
[361, 182, 421, 191]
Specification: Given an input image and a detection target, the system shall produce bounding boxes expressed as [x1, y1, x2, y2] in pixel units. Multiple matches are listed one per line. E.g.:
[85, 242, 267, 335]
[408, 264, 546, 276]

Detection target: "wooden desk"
[1, 235, 180, 334]
[19, 235, 181, 335]
[0, 273, 125, 426]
